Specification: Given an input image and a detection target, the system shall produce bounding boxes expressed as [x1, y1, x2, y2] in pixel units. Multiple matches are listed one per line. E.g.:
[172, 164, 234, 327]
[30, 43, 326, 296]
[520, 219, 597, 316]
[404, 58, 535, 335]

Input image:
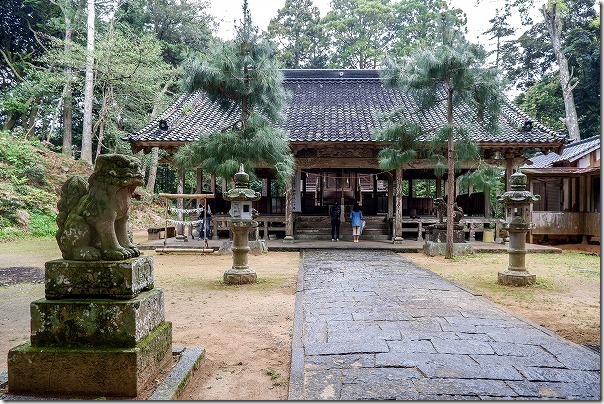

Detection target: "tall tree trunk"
[445, 84, 455, 259]
[62, 13, 74, 156]
[95, 120, 105, 159]
[62, 81, 73, 155]
[93, 86, 109, 159]
[18, 96, 35, 139]
[139, 150, 148, 178]
[24, 99, 40, 139]
[2, 113, 18, 131]
[242, 64, 249, 131]
[81, 0, 95, 163]
[48, 97, 63, 142]
[146, 147, 159, 192]
[542, 3, 580, 141]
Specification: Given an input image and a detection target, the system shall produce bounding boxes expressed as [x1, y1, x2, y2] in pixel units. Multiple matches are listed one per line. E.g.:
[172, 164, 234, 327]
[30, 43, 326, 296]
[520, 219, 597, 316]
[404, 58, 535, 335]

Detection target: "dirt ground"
[149, 250, 299, 400]
[0, 236, 299, 400]
[0, 238, 599, 400]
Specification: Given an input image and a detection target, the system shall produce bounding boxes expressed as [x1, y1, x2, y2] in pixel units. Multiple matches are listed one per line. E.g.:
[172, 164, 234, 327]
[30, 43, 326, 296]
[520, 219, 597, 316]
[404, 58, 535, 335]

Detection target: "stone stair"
[295, 215, 390, 241]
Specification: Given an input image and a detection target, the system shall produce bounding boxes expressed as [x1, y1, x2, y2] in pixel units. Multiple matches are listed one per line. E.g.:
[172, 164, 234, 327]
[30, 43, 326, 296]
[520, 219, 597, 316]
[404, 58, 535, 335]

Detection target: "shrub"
[22, 165, 48, 185]
[0, 226, 24, 241]
[28, 212, 58, 237]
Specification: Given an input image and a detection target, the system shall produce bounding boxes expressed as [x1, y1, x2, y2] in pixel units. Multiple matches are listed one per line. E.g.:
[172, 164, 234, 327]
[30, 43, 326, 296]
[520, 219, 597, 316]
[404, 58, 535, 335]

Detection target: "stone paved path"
[289, 250, 600, 400]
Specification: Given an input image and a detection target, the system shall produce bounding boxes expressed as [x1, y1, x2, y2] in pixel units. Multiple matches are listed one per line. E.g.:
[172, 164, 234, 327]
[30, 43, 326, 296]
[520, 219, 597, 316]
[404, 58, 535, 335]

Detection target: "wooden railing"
[399, 217, 500, 241]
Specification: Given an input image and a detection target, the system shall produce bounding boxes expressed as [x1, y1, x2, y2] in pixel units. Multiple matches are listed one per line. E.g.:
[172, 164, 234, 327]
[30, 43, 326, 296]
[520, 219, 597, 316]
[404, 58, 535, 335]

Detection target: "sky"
[206, 0, 544, 53]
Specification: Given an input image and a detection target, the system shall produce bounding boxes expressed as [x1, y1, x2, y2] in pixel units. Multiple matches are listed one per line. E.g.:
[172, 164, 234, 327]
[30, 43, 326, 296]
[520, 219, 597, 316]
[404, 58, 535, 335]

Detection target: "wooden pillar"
[373, 174, 378, 215]
[387, 173, 393, 225]
[580, 175, 588, 243]
[319, 173, 324, 207]
[210, 174, 216, 194]
[176, 167, 185, 237]
[267, 177, 272, 214]
[302, 172, 307, 214]
[563, 178, 570, 210]
[436, 176, 442, 198]
[340, 169, 345, 222]
[484, 188, 491, 219]
[571, 177, 577, 211]
[579, 175, 587, 212]
[394, 166, 403, 241]
[356, 173, 363, 207]
[586, 174, 592, 212]
[505, 158, 513, 192]
[528, 178, 534, 244]
[195, 168, 203, 205]
[284, 173, 294, 242]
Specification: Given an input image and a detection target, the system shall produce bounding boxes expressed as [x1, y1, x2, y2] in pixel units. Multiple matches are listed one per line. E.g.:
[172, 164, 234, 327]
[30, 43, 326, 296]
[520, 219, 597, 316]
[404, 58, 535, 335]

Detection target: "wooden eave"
[476, 141, 566, 159]
[130, 140, 187, 155]
[522, 167, 600, 178]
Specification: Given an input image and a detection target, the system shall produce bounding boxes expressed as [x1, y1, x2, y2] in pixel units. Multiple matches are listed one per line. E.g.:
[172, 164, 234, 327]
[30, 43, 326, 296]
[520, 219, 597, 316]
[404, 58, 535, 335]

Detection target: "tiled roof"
[524, 135, 600, 169]
[128, 69, 567, 146]
[128, 92, 240, 143]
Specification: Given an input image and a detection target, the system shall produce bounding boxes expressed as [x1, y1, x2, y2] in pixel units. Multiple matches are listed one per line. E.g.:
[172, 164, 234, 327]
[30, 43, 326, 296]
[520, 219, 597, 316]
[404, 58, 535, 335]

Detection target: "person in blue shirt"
[349, 202, 363, 243]
[198, 203, 212, 239]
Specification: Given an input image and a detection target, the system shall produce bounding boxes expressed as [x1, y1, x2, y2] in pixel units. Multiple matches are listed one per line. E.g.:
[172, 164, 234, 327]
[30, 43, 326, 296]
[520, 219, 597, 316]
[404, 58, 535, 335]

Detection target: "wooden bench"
[147, 226, 176, 240]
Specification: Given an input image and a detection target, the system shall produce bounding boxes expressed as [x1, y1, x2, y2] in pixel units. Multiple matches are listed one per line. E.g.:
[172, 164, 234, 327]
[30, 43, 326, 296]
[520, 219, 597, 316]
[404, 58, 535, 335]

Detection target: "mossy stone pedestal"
[7, 255, 172, 398]
[497, 228, 536, 286]
[423, 223, 472, 256]
[223, 221, 258, 285]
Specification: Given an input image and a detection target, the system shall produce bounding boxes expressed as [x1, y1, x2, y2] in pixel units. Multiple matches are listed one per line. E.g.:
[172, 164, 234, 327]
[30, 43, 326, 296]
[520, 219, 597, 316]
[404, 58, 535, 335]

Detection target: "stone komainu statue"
[56, 154, 144, 261]
[434, 197, 463, 224]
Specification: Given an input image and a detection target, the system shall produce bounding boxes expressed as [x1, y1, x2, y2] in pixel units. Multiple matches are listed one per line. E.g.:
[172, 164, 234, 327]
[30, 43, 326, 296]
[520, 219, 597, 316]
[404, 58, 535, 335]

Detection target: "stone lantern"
[223, 164, 261, 285]
[497, 169, 540, 286]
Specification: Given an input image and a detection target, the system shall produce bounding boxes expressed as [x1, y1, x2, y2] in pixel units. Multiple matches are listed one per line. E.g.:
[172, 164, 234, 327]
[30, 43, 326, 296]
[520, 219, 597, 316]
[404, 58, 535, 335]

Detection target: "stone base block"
[392, 236, 404, 244]
[428, 228, 466, 243]
[45, 255, 154, 299]
[498, 270, 536, 286]
[283, 236, 295, 244]
[8, 321, 172, 398]
[223, 268, 257, 285]
[31, 288, 165, 348]
[423, 241, 474, 257]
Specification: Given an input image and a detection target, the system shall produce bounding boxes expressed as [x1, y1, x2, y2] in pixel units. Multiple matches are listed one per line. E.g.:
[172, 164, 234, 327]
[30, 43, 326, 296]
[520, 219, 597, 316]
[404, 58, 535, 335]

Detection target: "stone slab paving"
[289, 250, 600, 400]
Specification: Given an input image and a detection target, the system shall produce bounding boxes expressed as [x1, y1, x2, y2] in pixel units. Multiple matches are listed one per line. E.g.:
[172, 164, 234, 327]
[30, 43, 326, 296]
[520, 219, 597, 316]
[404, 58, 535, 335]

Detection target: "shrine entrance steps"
[295, 215, 390, 241]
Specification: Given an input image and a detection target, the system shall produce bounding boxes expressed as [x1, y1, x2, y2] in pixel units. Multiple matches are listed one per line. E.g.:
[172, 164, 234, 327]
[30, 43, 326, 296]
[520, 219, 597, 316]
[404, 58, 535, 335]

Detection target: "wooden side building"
[523, 136, 600, 243]
[127, 69, 568, 241]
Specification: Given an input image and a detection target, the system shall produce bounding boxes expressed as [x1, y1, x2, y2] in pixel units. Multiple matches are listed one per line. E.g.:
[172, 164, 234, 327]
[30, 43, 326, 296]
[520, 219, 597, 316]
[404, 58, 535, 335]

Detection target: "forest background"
[0, 0, 600, 240]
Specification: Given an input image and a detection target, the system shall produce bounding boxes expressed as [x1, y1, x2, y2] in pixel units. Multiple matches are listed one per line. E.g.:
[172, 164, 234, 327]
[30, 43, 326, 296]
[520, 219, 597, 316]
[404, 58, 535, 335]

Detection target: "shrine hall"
[126, 69, 567, 242]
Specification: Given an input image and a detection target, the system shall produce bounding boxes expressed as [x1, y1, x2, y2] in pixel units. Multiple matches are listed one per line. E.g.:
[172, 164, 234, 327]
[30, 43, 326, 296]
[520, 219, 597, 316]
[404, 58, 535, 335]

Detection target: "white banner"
[167, 219, 202, 226]
[168, 207, 203, 214]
